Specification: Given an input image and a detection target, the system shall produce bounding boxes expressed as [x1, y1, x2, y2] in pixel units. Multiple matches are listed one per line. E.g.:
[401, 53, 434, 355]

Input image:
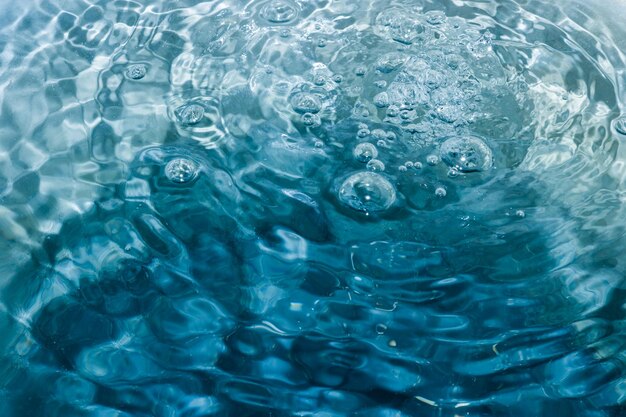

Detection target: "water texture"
[1, 0, 626, 416]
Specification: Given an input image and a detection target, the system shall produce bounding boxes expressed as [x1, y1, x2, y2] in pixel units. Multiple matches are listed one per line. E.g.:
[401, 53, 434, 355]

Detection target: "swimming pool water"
[1, 0, 626, 416]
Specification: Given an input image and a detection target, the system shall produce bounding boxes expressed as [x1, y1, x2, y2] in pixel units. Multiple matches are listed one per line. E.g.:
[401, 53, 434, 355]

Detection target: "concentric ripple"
[1, 0, 626, 416]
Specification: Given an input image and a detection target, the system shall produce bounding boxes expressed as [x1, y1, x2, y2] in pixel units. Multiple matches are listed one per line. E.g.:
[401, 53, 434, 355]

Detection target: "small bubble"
[175, 103, 205, 125]
[376, 324, 387, 334]
[398, 165, 408, 172]
[332, 74, 343, 83]
[314, 140, 324, 148]
[280, 29, 290, 37]
[317, 38, 327, 48]
[400, 110, 412, 120]
[259, 0, 299, 24]
[387, 106, 399, 117]
[515, 209, 526, 218]
[374, 80, 387, 89]
[290, 92, 322, 114]
[125, 63, 147, 80]
[448, 168, 460, 178]
[435, 187, 447, 197]
[414, 162, 423, 169]
[165, 158, 198, 184]
[338, 171, 396, 213]
[440, 136, 493, 172]
[355, 66, 367, 76]
[386, 132, 397, 141]
[357, 128, 370, 138]
[614, 117, 626, 135]
[404, 161, 414, 168]
[366, 159, 385, 172]
[376, 139, 387, 148]
[301, 112, 321, 127]
[372, 129, 387, 140]
[426, 154, 439, 166]
[353, 143, 378, 162]
[313, 75, 326, 86]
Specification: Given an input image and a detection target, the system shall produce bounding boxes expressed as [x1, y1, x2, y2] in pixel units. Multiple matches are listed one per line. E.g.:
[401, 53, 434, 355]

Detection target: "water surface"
[1, 0, 626, 416]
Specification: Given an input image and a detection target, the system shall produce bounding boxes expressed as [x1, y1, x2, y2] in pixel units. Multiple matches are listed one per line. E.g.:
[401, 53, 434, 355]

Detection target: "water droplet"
[435, 187, 447, 198]
[290, 92, 322, 114]
[338, 171, 397, 213]
[175, 103, 205, 125]
[165, 158, 198, 184]
[614, 117, 626, 135]
[426, 154, 439, 166]
[366, 159, 385, 172]
[301, 112, 321, 127]
[353, 143, 378, 162]
[259, 0, 298, 24]
[125, 63, 147, 80]
[440, 136, 493, 173]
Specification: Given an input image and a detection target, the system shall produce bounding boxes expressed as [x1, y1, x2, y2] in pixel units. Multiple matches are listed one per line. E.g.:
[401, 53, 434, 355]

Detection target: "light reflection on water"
[0, 0, 626, 416]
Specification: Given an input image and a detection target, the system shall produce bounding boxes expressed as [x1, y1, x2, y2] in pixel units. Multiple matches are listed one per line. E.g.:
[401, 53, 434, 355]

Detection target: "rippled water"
[1, 0, 626, 415]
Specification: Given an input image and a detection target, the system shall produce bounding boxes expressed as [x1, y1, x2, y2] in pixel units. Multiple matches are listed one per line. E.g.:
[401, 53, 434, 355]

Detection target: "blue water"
[1, 0, 626, 416]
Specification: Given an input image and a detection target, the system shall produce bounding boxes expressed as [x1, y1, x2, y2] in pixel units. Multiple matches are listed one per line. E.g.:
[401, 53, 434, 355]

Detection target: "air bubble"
[375, 52, 406, 73]
[338, 171, 397, 213]
[435, 187, 447, 198]
[374, 92, 390, 108]
[425, 10, 446, 26]
[515, 210, 526, 218]
[333, 74, 343, 83]
[426, 154, 439, 166]
[366, 159, 385, 172]
[175, 103, 205, 125]
[259, 0, 299, 24]
[165, 158, 198, 184]
[614, 117, 626, 135]
[357, 128, 370, 138]
[355, 66, 367, 76]
[301, 112, 321, 127]
[290, 92, 322, 114]
[440, 136, 493, 173]
[125, 64, 147, 80]
[448, 168, 460, 178]
[353, 143, 378, 163]
[398, 165, 408, 172]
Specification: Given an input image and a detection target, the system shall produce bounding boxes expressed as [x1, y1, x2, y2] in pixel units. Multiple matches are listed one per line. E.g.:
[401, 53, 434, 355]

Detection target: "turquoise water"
[1, 0, 626, 415]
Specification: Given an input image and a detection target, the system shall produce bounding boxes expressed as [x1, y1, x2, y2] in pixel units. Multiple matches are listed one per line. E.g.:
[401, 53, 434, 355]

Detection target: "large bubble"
[338, 171, 397, 213]
[439, 136, 493, 173]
